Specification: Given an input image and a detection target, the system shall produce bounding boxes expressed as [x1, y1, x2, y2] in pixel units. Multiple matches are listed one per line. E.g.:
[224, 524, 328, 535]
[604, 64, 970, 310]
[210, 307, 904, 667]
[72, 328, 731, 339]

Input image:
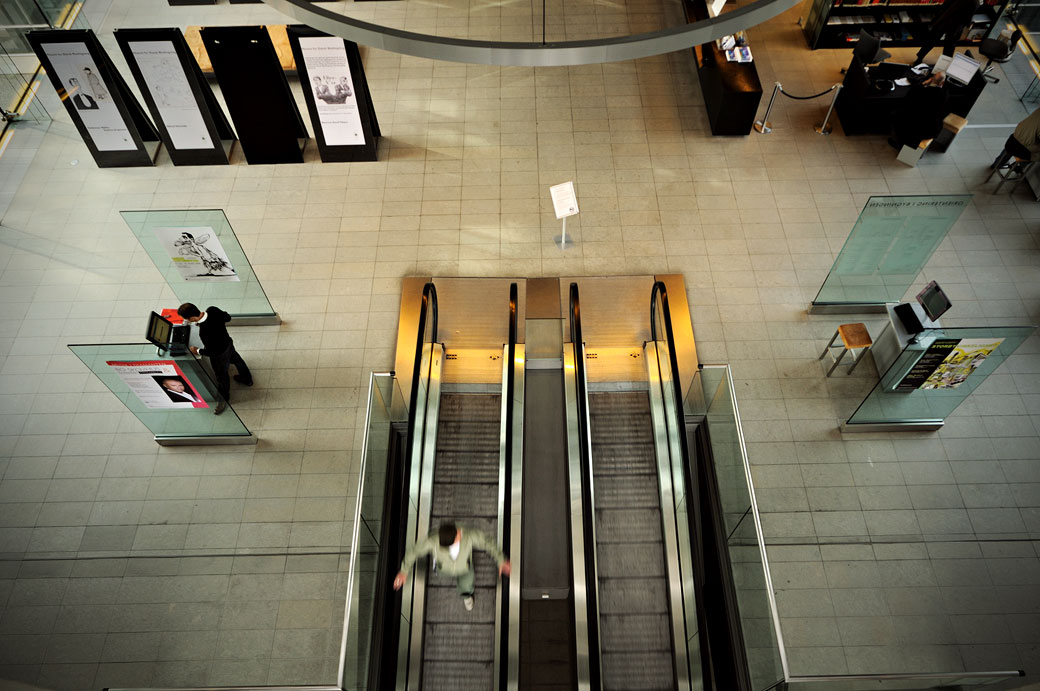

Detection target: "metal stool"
[986, 155, 1035, 194]
[819, 323, 872, 376]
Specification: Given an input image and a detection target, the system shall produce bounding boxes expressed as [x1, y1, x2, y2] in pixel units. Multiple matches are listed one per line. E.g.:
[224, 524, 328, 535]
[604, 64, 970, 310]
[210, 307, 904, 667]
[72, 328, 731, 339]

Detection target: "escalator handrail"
[569, 282, 601, 691]
[650, 280, 706, 585]
[499, 281, 517, 690]
[406, 282, 439, 461]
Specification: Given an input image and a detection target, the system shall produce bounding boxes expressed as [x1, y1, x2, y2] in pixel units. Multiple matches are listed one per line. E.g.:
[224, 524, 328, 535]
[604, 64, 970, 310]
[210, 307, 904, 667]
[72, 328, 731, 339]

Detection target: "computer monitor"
[916, 281, 953, 322]
[852, 30, 891, 65]
[945, 52, 980, 86]
[145, 311, 173, 349]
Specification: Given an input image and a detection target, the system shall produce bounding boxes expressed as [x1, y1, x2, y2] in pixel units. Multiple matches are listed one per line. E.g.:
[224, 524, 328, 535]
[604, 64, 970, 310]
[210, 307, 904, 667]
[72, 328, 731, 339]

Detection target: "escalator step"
[600, 613, 672, 652]
[421, 661, 493, 691]
[433, 456, 501, 483]
[425, 584, 497, 622]
[597, 577, 669, 615]
[601, 652, 675, 691]
[591, 448, 657, 476]
[429, 482, 501, 517]
[597, 542, 665, 578]
[439, 393, 501, 421]
[423, 622, 495, 660]
[593, 474, 660, 509]
[595, 507, 663, 543]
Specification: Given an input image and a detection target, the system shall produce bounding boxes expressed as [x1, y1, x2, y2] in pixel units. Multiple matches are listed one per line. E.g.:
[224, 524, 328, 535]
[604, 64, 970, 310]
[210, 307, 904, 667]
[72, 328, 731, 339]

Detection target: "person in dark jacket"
[890, 72, 949, 150]
[915, 0, 981, 63]
[177, 303, 252, 414]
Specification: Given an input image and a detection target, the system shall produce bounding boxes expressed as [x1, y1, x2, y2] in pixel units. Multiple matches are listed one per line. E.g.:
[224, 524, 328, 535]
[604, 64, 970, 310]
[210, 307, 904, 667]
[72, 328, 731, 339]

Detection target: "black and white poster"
[299, 36, 365, 146]
[40, 41, 136, 151]
[125, 40, 213, 150]
[154, 226, 239, 282]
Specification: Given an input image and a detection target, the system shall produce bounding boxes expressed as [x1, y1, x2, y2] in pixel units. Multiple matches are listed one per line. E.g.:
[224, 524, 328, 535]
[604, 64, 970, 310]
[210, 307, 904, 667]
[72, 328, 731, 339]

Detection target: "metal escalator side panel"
[645, 344, 694, 691]
[564, 342, 593, 691]
[399, 344, 445, 691]
[506, 344, 525, 691]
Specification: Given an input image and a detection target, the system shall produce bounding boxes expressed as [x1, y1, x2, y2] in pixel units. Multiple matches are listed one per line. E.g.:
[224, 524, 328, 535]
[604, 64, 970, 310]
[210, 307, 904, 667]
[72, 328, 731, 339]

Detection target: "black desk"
[682, 0, 763, 136]
[835, 56, 986, 136]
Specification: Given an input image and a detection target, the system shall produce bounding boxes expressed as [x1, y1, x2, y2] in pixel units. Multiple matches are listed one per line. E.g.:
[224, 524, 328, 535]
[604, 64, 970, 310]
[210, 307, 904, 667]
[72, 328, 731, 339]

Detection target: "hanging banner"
[287, 26, 380, 162]
[107, 360, 209, 409]
[115, 28, 236, 166]
[920, 338, 1005, 390]
[153, 226, 239, 282]
[201, 25, 308, 165]
[300, 36, 366, 145]
[41, 42, 134, 150]
[28, 30, 159, 167]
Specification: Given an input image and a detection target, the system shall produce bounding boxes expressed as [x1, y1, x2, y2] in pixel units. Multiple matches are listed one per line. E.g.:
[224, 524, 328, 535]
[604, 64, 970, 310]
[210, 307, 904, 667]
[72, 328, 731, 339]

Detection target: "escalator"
[382, 281, 520, 691]
[588, 390, 675, 690]
[567, 280, 752, 691]
[421, 391, 502, 688]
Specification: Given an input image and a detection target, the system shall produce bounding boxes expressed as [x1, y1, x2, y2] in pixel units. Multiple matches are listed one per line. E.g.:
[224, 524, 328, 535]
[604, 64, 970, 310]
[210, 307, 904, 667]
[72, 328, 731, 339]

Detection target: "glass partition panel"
[701, 365, 784, 691]
[120, 209, 277, 320]
[847, 325, 1036, 426]
[68, 343, 252, 441]
[812, 196, 971, 307]
[342, 372, 407, 691]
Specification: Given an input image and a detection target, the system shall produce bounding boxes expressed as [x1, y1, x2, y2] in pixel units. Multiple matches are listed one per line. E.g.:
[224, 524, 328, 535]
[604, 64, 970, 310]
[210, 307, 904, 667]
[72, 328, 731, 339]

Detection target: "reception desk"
[835, 56, 986, 136]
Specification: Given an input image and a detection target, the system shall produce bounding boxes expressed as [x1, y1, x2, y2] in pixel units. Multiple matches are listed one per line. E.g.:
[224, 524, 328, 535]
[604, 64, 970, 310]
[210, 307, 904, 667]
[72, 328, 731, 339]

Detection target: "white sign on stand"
[550, 181, 579, 249]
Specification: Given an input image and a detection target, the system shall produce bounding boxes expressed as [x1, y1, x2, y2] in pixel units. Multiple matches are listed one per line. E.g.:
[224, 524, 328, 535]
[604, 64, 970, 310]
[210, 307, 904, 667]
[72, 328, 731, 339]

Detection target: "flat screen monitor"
[946, 52, 980, 86]
[145, 311, 173, 349]
[916, 281, 952, 322]
[852, 30, 891, 65]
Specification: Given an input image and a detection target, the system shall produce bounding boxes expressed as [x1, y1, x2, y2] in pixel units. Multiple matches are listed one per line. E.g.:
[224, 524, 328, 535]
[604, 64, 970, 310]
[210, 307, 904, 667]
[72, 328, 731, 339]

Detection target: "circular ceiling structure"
[261, 0, 801, 66]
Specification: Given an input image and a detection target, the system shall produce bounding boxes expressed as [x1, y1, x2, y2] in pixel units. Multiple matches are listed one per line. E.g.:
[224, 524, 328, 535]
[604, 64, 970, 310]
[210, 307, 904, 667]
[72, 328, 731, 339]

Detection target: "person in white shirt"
[157, 377, 202, 404]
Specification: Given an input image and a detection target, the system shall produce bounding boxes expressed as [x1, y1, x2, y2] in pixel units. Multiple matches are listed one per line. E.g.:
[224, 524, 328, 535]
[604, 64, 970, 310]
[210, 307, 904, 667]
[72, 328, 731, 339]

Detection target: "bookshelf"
[802, 0, 1007, 50]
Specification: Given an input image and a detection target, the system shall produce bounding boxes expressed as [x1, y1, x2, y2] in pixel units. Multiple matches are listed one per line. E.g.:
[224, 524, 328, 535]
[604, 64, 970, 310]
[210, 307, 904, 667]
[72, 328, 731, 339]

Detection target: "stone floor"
[0, 0, 1038, 689]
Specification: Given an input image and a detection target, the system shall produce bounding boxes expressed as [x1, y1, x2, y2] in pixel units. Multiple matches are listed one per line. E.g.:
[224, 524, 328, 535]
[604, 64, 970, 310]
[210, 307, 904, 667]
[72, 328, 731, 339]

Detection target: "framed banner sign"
[28, 29, 160, 167]
[201, 25, 308, 164]
[114, 28, 235, 166]
[287, 25, 380, 162]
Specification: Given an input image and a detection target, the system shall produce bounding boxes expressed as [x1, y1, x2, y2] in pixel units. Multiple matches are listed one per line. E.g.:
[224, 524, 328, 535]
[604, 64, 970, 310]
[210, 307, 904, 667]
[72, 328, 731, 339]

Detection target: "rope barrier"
[754, 81, 843, 135]
[778, 85, 838, 100]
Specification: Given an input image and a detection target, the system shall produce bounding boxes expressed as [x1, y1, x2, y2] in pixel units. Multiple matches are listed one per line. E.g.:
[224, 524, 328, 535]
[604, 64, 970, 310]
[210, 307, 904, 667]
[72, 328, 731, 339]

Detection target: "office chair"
[979, 29, 1022, 83]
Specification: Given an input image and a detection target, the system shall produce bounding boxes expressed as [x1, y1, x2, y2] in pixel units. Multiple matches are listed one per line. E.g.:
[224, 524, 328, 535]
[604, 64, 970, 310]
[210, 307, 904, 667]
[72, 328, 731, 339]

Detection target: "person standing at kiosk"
[176, 303, 253, 415]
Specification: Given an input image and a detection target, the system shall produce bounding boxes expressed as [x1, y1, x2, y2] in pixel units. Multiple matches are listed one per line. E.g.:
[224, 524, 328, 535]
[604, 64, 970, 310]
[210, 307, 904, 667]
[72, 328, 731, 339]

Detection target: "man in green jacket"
[393, 521, 511, 611]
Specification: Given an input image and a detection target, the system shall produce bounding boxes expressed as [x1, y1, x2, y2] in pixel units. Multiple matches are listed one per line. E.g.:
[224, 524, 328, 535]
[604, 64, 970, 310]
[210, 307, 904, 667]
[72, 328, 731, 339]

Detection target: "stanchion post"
[814, 83, 842, 135]
[754, 82, 781, 134]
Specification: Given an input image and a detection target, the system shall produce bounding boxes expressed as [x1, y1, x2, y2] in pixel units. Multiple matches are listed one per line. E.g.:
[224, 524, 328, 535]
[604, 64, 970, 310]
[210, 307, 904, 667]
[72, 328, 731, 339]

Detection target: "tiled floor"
[0, 0, 1038, 689]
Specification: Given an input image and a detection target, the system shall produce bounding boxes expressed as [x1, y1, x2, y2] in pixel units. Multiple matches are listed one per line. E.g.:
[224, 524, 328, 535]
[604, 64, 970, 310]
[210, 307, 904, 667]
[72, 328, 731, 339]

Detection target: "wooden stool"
[819, 323, 872, 376]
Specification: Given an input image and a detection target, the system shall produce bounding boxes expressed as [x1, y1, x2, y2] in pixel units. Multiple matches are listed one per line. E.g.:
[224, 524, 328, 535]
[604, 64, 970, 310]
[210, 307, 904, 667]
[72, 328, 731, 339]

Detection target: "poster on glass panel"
[107, 360, 209, 409]
[153, 226, 239, 281]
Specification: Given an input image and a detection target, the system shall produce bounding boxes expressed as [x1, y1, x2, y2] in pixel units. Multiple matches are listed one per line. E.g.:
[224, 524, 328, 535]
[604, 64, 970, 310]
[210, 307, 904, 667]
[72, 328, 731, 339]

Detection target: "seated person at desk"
[888, 72, 948, 150]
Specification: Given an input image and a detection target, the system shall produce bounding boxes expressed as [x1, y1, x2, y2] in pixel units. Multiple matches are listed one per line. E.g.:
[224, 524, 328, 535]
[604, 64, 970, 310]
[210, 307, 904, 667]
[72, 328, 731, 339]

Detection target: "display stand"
[681, 0, 762, 135]
[27, 29, 160, 167]
[121, 209, 281, 325]
[843, 325, 1035, 431]
[286, 26, 380, 162]
[69, 343, 255, 445]
[200, 25, 308, 164]
[810, 195, 971, 314]
[114, 28, 235, 166]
